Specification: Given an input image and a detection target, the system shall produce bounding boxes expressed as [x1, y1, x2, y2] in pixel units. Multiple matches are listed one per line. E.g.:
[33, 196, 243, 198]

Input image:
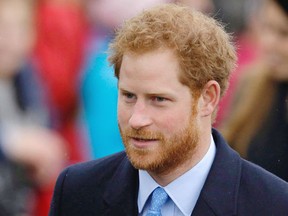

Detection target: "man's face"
[117, 48, 201, 175]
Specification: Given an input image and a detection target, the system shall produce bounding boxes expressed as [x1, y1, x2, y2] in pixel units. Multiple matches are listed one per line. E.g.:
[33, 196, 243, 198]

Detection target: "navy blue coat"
[49, 129, 288, 216]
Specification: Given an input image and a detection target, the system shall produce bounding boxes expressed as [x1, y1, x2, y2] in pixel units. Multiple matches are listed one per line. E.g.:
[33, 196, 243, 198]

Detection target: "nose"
[128, 101, 152, 130]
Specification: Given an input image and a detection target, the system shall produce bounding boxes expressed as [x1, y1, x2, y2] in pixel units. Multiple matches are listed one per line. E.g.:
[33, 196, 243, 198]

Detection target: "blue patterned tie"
[146, 187, 169, 216]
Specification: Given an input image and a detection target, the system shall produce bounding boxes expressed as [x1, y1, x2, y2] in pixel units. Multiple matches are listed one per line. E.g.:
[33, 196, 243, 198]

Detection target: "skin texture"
[117, 48, 220, 186]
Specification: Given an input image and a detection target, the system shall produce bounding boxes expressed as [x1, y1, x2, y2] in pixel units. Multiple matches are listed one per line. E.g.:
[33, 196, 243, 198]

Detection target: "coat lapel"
[192, 129, 242, 216]
[103, 154, 139, 216]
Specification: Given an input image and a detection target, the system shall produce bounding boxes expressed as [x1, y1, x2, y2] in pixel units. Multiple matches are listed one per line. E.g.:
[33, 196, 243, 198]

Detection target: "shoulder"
[211, 129, 288, 214]
[240, 158, 288, 195]
[238, 158, 288, 213]
[50, 152, 134, 216]
[49, 151, 131, 215]
[61, 151, 128, 181]
[53, 151, 129, 195]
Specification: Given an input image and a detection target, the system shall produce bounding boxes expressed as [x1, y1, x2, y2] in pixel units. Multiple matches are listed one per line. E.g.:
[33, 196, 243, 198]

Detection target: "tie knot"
[146, 187, 169, 216]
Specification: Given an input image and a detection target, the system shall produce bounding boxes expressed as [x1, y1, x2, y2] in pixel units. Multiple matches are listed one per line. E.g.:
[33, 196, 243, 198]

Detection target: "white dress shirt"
[138, 135, 216, 216]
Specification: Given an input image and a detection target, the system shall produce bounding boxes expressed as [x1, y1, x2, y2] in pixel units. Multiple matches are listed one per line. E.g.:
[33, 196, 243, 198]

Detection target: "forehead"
[119, 49, 180, 82]
[118, 48, 190, 94]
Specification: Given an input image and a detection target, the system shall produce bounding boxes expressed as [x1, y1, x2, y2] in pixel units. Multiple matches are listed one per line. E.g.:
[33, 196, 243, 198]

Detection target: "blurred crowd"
[0, 0, 287, 215]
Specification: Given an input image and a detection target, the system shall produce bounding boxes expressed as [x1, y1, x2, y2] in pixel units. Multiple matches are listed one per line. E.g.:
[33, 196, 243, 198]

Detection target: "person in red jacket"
[34, 0, 89, 215]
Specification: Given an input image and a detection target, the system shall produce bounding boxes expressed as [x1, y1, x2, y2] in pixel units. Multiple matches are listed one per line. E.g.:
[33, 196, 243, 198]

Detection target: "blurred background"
[0, 0, 287, 215]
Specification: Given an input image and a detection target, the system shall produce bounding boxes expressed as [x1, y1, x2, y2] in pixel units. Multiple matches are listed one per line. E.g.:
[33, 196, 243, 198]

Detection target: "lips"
[130, 136, 159, 148]
[133, 137, 157, 142]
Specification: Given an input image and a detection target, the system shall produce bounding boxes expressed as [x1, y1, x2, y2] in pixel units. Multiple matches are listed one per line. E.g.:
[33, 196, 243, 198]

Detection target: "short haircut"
[109, 3, 237, 97]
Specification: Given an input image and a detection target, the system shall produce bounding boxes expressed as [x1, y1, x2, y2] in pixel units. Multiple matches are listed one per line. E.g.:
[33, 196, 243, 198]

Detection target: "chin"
[126, 146, 156, 168]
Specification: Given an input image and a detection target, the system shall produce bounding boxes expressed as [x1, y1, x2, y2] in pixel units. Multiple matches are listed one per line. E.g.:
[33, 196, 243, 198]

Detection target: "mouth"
[133, 137, 157, 141]
[129, 136, 159, 148]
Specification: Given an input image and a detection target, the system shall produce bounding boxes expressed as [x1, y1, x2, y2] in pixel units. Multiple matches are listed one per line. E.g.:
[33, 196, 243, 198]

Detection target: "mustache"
[122, 128, 164, 140]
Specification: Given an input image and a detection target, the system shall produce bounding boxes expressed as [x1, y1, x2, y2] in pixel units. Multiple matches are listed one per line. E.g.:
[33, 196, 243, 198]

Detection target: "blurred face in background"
[259, 0, 288, 80]
[0, 0, 35, 79]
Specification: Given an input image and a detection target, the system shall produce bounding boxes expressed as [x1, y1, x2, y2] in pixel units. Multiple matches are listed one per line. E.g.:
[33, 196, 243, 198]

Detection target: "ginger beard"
[120, 106, 200, 175]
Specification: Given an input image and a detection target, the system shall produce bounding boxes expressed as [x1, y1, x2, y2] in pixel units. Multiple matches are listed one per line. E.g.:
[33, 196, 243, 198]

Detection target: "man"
[49, 4, 288, 216]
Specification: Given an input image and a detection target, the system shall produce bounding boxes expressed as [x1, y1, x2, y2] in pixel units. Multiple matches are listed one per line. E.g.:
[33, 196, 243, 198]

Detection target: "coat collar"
[192, 129, 242, 216]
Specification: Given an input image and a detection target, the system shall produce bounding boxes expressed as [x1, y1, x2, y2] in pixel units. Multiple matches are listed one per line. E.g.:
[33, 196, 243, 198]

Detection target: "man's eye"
[152, 96, 167, 102]
[122, 92, 136, 102]
[125, 93, 134, 99]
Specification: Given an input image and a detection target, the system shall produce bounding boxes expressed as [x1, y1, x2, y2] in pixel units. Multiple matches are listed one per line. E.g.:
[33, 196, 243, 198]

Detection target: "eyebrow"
[119, 87, 177, 100]
[118, 87, 131, 93]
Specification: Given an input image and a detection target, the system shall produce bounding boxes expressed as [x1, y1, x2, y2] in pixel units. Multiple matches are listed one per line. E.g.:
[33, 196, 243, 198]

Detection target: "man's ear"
[199, 80, 221, 117]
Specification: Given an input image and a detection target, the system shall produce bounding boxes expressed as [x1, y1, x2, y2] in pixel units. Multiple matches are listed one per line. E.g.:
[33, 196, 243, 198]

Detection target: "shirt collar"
[138, 135, 216, 215]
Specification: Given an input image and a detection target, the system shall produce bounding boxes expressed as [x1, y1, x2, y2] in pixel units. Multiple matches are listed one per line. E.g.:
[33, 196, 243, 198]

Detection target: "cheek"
[157, 109, 192, 135]
[117, 103, 129, 125]
[118, 101, 137, 130]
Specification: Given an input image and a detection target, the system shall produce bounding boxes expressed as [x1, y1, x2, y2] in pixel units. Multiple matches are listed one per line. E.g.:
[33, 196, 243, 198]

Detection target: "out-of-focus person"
[35, 0, 88, 164]
[81, 0, 172, 158]
[213, 0, 264, 127]
[221, 0, 288, 181]
[34, 1, 89, 214]
[0, 0, 66, 215]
